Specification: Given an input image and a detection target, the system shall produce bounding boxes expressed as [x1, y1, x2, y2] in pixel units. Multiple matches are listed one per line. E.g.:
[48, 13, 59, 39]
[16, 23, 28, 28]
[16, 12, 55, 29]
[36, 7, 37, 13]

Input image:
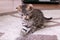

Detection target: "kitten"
[16, 4, 52, 36]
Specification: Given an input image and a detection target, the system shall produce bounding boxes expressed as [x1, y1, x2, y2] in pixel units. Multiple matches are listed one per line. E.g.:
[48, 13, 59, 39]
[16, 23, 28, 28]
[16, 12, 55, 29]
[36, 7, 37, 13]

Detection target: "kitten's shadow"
[43, 17, 60, 27]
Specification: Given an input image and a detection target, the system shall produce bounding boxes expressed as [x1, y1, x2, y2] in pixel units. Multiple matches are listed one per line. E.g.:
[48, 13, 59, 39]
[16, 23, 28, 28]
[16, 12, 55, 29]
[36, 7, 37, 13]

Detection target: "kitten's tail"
[44, 17, 52, 20]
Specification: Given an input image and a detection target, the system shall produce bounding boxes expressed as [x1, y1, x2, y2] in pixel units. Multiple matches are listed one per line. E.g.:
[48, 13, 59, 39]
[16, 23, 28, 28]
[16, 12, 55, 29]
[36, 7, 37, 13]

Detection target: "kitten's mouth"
[23, 16, 30, 20]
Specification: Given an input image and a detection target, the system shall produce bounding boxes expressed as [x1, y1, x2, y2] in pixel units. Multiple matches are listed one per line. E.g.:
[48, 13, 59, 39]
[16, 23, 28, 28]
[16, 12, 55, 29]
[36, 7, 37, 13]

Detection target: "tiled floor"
[0, 10, 60, 40]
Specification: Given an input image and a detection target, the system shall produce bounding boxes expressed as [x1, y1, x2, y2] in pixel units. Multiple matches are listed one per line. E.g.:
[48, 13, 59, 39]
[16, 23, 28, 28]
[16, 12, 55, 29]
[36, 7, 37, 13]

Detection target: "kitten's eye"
[21, 14, 23, 16]
[26, 14, 28, 15]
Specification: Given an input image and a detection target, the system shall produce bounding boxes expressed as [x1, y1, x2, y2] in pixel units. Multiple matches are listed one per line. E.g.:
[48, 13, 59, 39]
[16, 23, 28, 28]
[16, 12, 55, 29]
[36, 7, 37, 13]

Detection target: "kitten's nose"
[23, 16, 29, 20]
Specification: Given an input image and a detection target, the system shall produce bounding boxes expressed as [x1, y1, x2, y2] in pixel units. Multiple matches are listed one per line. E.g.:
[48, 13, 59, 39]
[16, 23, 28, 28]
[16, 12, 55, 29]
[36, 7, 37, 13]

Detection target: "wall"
[0, 0, 21, 13]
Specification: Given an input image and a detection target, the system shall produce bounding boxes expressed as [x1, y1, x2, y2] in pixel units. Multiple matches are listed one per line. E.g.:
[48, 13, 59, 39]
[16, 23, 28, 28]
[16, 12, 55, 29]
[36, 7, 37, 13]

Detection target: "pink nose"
[23, 16, 29, 20]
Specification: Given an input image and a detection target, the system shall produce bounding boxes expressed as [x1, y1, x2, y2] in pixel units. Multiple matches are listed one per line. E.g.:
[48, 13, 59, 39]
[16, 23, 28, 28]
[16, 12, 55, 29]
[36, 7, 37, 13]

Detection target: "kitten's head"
[16, 4, 33, 20]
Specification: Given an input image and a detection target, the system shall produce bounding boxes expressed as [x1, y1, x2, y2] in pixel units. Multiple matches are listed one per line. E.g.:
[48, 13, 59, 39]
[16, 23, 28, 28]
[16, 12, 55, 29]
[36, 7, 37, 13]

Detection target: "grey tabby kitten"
[16, 4, 52, 36]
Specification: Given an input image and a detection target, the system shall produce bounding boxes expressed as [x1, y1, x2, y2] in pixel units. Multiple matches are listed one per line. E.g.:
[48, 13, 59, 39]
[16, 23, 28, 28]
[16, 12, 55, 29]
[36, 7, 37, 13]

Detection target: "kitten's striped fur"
[16, 4, 52, 36]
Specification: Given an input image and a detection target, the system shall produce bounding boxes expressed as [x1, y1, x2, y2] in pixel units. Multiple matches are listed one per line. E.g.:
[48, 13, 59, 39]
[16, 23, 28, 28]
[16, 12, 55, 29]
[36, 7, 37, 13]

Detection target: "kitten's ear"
[16, 5, 22, 11]
[26, 4, 33, 11]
